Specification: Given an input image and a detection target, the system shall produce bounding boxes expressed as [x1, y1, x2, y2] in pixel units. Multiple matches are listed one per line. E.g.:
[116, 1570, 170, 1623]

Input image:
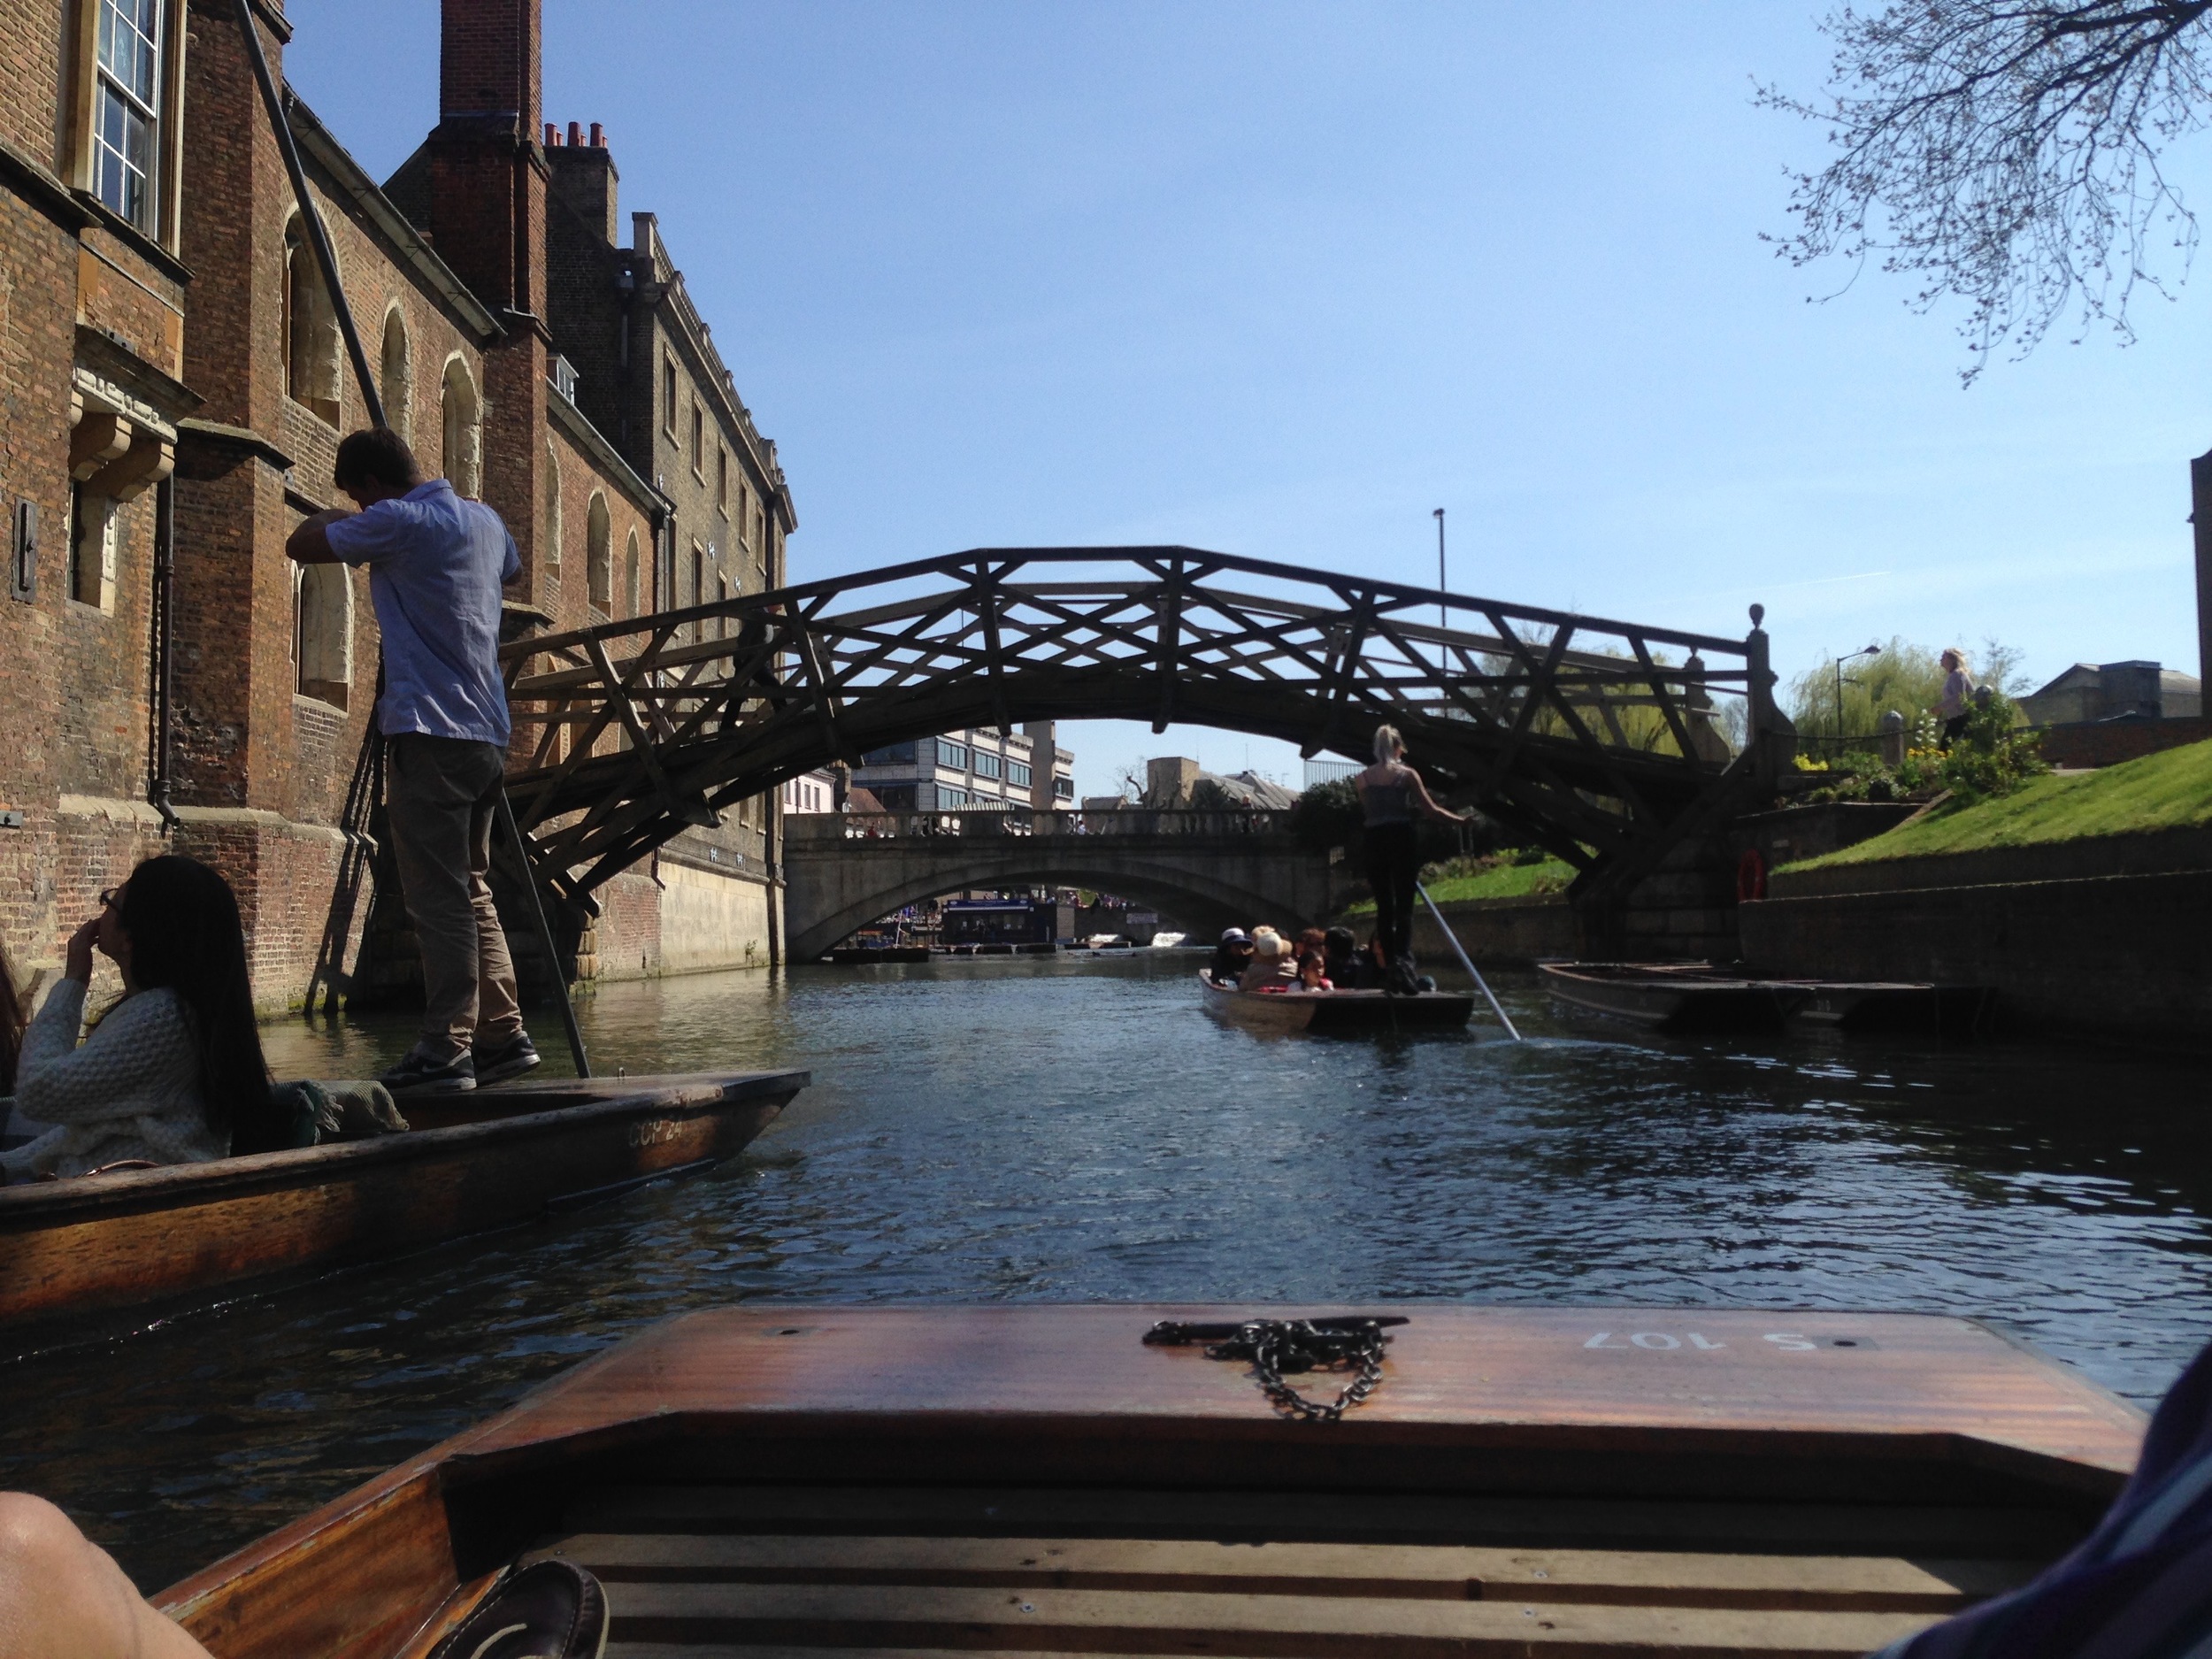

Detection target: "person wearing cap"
[1208, 927, 1254, 987]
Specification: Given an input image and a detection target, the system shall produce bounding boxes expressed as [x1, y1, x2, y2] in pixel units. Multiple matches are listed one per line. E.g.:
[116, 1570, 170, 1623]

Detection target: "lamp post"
[1834, 642, 1881, 750]
[1432, 508, 1446, 631]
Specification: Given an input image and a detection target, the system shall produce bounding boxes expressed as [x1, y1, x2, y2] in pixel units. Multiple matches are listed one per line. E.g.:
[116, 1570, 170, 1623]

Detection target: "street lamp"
[1432, 508, 1446, 631]
[1834, 641, 1880, 749]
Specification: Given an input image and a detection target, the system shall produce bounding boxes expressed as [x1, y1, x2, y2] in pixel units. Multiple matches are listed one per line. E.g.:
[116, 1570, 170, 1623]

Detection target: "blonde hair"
[1940, 649, 1964, 671]
[1372, 724, 1404, 763]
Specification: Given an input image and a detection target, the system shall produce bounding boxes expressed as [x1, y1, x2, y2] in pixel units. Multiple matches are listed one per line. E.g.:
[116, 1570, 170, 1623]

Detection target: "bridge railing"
[786, 808, 1297, 843]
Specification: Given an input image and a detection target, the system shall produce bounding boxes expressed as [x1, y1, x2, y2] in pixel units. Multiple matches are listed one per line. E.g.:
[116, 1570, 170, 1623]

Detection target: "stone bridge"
[782, 808, 1336, 961]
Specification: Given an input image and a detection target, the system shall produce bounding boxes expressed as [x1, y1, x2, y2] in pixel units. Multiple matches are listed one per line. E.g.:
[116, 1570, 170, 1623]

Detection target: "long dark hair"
[116, 856, 282, 1151]
[0, 935, 21, 1095]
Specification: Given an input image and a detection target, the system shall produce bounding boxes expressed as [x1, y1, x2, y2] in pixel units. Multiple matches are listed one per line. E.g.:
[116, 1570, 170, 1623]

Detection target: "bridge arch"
[502, 547, 1773, 913]
[783, 833, 1332, 963]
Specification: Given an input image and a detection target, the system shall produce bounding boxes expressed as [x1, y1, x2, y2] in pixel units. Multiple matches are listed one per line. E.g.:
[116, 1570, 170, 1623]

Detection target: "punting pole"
[495, 789, 592, 1079]
[234, 0, 590, 1074]
[1417, 882, 1522, 1041]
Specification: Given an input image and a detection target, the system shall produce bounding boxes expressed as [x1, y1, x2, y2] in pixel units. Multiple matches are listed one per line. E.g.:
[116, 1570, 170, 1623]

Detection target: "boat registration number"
[1582, 1330, 1877, 1352]
[627, 1118, 688, 1149]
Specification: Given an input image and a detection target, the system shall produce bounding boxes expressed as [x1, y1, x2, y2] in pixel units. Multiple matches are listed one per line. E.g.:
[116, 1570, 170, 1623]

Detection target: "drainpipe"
[148, 475, 179, 831]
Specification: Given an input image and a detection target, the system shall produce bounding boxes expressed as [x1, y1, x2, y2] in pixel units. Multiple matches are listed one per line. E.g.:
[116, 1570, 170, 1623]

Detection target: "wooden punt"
[156, 1302, 2146, 1659]
[1198, 972, 1475, 1033]
[1539, 962, 1987, 1036]
[0, 1070, 805, 1345]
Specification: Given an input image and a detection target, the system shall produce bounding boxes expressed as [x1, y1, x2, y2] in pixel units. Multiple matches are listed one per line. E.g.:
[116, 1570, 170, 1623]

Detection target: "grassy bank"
[1791, 738, 2212, 870]
[1340, 856, 1573, 914]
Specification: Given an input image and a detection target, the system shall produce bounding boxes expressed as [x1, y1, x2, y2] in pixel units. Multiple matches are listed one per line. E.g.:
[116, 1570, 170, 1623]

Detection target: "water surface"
[4, 953, 2208, 1590]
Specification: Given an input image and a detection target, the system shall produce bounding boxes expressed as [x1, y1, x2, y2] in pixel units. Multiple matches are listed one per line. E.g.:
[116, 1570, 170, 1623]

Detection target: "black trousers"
[1363, 823, 1420, 962]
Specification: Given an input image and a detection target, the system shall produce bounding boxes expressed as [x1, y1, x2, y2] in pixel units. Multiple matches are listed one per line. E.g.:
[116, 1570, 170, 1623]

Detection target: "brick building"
[0, 0, 795, 1007]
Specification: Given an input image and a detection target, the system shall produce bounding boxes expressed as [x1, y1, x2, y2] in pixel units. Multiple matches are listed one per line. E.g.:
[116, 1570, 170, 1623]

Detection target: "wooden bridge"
[498, 547, 1781, 925]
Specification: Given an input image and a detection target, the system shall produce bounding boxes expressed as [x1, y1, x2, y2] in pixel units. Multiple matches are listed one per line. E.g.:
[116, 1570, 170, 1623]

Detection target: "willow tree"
[1762, 3, 2212, 380]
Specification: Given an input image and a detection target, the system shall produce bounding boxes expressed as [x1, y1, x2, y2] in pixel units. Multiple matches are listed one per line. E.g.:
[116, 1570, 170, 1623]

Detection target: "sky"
[284, 1, 2212, 800]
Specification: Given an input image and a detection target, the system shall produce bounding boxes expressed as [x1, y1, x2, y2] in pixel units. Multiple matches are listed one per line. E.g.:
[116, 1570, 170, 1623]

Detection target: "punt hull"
[0, 1071, 805, 1342]
[1198, 972, 1475, 1032]
[1540, 962, 1988, 1035]
[157, 1302, 2145, 1659]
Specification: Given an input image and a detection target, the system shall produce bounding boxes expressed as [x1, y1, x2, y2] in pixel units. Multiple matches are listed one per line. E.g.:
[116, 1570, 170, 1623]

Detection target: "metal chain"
[1144, 1317, 1404, 1422]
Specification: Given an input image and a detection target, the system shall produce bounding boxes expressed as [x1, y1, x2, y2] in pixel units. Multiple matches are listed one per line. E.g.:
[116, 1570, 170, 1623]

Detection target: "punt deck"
[157, 1302, 2144, 1659]
[0, 1070, 806, 1347]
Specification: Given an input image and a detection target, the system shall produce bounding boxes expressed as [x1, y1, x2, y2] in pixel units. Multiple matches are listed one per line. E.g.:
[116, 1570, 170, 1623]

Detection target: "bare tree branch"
[1759, 3, 2212, 381]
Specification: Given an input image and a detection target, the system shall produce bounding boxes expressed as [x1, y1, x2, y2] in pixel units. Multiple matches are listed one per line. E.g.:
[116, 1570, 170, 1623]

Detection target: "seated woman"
[1207, 927, 1254, 987]
[1292, 951, 1333, 993]
[1322, 926, 1363, 989]
[2, 856, 286, 1182]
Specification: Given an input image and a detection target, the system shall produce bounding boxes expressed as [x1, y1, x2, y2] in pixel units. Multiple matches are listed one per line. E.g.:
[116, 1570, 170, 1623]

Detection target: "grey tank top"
[1360, 769, 1415, 827]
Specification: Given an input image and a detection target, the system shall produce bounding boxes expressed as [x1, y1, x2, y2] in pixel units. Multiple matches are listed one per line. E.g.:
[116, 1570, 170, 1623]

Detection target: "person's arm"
[1406, 768, 1471, 825]
[501, 526, 522, 588]
[13, 986, 196, 1127]
[285, 508, 352, 565]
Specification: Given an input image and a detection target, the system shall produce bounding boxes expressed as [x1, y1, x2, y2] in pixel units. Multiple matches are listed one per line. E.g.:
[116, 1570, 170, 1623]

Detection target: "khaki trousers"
[385, 734, 524, 1063]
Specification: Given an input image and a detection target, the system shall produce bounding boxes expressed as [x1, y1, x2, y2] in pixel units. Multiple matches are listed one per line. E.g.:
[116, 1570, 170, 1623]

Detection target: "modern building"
[0, 0, 795, 1004]
[2017, 661, 2202, 726]
[780, 768, 838, 815]
[850, 723, 1074, 812]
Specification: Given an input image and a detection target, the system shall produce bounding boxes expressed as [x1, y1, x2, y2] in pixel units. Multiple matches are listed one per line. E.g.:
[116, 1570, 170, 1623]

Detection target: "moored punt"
[157, 1302, 2145, 1659]
[1540, 962, 1988, 1036]
[0, 1070, 805, 1346]
[1198, 972, 1475, 1033]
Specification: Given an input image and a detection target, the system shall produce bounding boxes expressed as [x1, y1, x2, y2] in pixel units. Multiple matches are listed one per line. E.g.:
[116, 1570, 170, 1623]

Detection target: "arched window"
[295, 560, 352, 708]
[283, 217, 341, 426]
[543, 439, 562, 571]
[624, 527, 641, 618]
[380, 307, 412, 443]
[587, 494, 611, 611]
[441, 357, 481, 497]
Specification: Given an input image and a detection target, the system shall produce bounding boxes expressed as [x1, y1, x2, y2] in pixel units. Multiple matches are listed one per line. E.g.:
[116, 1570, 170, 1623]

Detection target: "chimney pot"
[590, 121, 605, 147]
[544, 122, 560, 145]
[567, 119, 583, 148]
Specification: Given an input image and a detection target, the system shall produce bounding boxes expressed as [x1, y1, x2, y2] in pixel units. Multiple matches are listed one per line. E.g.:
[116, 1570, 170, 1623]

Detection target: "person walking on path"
[1937, 649, 1977, 748]
[288, 429, 539, 1093]
[1357, 725, 1472, 994]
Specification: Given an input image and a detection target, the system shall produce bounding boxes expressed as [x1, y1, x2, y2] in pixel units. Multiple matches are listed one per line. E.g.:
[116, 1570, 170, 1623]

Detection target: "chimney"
[567, 119, 582, 147]
[547, 115, 619, 246]
[544, 121, 559, 145]
[589, 121, 605, 147]
[429, 0, 545, 311]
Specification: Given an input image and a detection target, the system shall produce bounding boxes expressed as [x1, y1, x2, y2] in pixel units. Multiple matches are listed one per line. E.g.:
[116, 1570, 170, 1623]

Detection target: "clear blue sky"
[286, 1, 2212, 799]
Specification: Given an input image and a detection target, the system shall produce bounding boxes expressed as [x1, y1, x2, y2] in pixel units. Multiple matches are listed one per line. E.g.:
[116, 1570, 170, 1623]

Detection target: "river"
[4, 952, 2209, 1590]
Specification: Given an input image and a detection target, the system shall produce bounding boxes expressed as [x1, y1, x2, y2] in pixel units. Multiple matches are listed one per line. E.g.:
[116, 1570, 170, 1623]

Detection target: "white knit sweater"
[1, 979, 228, 1179]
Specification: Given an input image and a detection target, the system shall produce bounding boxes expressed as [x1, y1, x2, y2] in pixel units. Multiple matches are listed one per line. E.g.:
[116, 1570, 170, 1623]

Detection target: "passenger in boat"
[1323, 926, 1367, 989]
[1358, 725, 1472, 993]
[0, 1491, 214, 1657]
[1293, 951, 1333, 993]
[1239, 927, 1298, 992]
[1207, 927, 1254, 986]
[288, 427, 540, 1094]
[1, 856, 288, 1182]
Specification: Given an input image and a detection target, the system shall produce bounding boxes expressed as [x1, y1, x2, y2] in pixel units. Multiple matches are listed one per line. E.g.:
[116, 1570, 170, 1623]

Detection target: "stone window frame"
[716, 445, 728, 518]
[587, 493, 612, 613]
[67, 0, 187, 249]
[282, 214, 342, 426]
[542, 437, 562, 571]
[662, 355, 677, 437]
[623, 526, 641, 618]
[440, 354, 482, 498]
[293, 556, 353, 710]
[689, 400, 704, 482]
[379, 305, 413, 444]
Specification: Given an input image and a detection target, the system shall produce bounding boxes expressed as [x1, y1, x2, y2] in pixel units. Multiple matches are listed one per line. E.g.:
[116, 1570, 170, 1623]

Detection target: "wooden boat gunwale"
[154, 1302, 2147, 1659]
[0, 1070, 808, 1340]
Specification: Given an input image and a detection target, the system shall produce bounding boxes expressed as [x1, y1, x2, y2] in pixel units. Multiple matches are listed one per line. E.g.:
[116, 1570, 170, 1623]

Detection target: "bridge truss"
[498, 547, 1776, 909]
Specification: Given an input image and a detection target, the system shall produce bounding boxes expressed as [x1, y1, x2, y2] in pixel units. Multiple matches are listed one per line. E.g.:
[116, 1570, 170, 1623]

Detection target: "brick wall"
[2038, 721, 2212, 771]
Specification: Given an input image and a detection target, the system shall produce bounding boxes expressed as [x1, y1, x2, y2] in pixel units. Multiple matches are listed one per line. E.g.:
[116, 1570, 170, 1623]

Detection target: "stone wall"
[655, 856, 773, 975]
[2037, 719, 2212, 771]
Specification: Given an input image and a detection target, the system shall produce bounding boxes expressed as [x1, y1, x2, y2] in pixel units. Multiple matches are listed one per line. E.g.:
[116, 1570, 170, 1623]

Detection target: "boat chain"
[1143, 1316, 1408, 1422]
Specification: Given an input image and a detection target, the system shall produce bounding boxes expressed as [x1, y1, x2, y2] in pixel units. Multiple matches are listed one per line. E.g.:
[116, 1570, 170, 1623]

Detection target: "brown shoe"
[428, 1560, 607, 1659]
